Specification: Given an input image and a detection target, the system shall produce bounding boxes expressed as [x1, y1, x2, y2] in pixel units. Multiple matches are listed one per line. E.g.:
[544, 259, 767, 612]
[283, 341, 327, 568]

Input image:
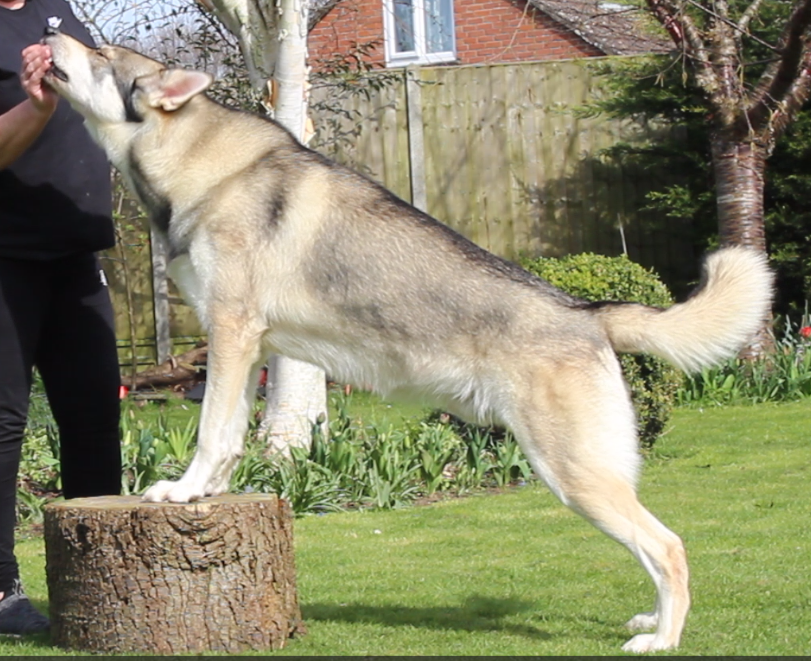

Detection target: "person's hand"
[20, 44, 58, 116]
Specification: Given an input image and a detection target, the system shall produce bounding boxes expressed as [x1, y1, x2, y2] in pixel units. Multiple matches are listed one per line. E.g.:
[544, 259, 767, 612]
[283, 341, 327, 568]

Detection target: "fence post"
[150, 228, 172, 364]
[405, 66, 427, 212]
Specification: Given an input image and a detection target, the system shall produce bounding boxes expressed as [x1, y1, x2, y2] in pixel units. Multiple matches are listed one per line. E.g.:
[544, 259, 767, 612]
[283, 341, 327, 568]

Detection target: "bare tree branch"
[739, 0, 765, 33]
[747, 0, 811, 134]
[707, 0, 746, 127]
[711, 0, 731, 28]
[765, 48, 811, 140]
[74, 1, 204, 47]
[736, 0, 765, 54]
[194, 0, 283, 90]
[646, 0, 686, 45]
[645, 0, 721, 103]
[683, 0, 778, 53]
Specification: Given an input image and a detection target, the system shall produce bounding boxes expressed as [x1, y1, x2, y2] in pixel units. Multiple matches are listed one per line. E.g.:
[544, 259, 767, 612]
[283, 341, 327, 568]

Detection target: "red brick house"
[308, 0, 668, 70]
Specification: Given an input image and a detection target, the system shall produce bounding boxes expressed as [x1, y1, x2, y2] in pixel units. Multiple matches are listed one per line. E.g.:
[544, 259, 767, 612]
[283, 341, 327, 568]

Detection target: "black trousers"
[0, 253, 121, 592]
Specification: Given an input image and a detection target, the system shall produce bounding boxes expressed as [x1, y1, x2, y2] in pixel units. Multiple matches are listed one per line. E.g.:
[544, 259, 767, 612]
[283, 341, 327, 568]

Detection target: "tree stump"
[43, 494, 306, 654]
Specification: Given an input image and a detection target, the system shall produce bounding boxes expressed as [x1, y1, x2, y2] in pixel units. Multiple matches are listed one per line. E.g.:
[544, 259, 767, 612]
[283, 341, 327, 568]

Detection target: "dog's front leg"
[143, 318, 264, 503]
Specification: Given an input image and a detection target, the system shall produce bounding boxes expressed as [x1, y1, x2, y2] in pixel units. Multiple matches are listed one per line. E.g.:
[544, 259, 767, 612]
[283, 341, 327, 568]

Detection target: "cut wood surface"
[44, 494, 305, 654]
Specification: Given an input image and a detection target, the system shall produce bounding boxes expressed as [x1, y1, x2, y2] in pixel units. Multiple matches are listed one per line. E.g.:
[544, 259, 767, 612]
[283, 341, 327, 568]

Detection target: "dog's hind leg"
[143, 317, 265, 503]
[510, 351, 689, 653]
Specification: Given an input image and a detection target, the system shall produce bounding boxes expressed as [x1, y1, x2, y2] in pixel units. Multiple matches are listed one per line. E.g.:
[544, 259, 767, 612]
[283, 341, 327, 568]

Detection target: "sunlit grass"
[5, 401, 810, 655]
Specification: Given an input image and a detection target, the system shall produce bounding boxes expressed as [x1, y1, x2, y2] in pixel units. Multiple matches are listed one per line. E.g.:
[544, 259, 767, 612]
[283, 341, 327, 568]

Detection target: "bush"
[520, 252, 683, 449]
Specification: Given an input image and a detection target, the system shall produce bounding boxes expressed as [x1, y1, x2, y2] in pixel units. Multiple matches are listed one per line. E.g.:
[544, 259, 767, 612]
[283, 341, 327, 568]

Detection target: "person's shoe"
[0, 579, 50, 635]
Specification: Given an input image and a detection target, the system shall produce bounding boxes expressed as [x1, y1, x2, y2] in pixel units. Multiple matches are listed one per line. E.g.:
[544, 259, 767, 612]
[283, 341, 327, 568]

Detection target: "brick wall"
[308, 0, 385, 70]
[308, 0, 603, 71]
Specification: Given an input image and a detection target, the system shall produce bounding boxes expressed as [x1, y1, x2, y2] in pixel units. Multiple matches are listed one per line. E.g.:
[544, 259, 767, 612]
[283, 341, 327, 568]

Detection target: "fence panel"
[312, 58, 695, 285]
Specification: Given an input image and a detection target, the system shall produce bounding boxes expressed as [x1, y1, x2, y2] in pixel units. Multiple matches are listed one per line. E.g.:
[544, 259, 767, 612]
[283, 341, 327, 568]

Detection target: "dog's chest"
[166, 254, 208, 325]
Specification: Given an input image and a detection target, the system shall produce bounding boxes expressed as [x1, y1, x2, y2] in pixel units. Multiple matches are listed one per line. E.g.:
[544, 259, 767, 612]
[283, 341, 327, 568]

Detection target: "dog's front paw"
[621, 633, 674, 654]
[625, 611, 658, 632]
[142, 479, 204, 503]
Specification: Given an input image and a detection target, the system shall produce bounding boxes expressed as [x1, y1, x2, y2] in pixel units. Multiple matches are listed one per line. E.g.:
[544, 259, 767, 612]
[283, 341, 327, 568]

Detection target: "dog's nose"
[44, 25, 60, 36]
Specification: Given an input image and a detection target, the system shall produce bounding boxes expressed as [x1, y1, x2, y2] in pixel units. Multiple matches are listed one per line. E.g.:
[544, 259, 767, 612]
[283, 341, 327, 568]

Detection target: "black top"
[0, 0, 113, 260]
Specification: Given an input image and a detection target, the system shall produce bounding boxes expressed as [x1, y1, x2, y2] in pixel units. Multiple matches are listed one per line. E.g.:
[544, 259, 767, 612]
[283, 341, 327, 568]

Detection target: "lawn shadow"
[303, 594, 552, 639]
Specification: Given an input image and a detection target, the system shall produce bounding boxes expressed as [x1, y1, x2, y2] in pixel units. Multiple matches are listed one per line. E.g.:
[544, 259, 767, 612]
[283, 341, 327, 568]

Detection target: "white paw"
[625, 611, 658, 632]
[142, 479, 204, 503]
[621, 633, 674, 653]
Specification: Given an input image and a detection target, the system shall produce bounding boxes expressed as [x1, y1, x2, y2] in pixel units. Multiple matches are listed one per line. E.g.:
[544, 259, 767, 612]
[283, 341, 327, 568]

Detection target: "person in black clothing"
[0, 0, 122, 635]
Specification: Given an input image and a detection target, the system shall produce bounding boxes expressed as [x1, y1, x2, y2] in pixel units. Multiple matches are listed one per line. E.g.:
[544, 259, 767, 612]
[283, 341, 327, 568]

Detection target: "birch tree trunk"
[195, 0, 327, 453]
[260, 0, 327, 455]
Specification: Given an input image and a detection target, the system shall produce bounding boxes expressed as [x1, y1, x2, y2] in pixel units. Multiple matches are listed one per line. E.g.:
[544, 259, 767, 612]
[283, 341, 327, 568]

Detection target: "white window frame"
[382, 0, 457, 67]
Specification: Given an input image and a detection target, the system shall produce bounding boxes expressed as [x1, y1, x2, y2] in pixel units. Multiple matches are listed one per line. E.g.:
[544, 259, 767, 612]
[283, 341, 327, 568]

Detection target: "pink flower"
[800, 326, 811, 339]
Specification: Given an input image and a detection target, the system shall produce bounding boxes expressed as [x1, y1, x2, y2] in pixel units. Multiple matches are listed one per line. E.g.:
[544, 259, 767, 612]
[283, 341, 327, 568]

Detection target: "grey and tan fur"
[43, 32, 772, 653]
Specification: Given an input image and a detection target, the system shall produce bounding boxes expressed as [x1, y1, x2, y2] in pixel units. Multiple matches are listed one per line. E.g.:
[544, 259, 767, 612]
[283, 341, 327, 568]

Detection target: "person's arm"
[0, 43, 58, 170]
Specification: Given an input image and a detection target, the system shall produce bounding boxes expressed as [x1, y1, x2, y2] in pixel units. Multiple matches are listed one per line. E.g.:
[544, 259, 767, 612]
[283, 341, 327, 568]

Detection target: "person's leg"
[0, 257, 50, 633]
[37, 253, 121, 499]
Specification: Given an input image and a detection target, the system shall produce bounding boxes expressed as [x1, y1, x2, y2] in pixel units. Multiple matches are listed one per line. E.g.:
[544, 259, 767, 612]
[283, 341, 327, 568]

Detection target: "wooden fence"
[105, 57, 694, 368]
[313, 57, 694, 280]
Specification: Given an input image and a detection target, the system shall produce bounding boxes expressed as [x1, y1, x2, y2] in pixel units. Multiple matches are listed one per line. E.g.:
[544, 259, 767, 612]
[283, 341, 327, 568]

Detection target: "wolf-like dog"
[43, 31, 772, 653]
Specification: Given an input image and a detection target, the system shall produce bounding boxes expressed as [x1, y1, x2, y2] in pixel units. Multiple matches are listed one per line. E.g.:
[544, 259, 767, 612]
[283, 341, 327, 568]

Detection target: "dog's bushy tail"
[593, 247, 774, 373]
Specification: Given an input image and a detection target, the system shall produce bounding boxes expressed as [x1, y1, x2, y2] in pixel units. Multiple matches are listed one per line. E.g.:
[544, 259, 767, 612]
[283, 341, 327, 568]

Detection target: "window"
[383, 0, 456, 67]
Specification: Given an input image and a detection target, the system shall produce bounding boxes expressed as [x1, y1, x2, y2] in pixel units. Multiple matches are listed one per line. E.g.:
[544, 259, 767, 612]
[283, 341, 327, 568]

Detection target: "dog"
[43, 31, 772, 653]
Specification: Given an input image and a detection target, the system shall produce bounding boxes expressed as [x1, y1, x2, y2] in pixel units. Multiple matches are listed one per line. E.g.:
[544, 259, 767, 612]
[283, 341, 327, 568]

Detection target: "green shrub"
[421, 412, 532, 490]
[520, 253, 683, 449]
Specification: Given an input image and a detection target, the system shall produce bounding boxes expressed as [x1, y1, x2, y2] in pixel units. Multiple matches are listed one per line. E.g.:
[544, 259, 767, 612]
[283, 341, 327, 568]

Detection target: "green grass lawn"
[4, 401, 810, 655]
[121, 385, 429, 432]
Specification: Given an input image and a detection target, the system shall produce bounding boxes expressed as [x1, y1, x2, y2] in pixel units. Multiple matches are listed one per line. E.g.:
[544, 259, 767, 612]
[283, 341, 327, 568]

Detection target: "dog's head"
[43, 32, 213, 125]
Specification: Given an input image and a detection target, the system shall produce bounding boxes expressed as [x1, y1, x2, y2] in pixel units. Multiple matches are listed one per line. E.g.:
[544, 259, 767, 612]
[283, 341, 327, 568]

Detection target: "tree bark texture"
[711, 134, 768, 251]
[273, 0, 309, 136]
[711, 133, 774, 357]
[44, 494, 305, 654]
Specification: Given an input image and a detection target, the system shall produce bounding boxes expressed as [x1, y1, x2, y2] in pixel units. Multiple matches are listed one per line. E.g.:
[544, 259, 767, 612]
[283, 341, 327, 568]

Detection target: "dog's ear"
[137, 69, 214, 111]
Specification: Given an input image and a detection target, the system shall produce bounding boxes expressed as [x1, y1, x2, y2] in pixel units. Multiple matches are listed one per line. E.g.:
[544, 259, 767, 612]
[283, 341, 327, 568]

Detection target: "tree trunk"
[711, 133, 769, 251]
[44, 494, 305, 654]
[196, 0, 328, 454]
[711, 132, 773, 356]
[261, 355, 326, 455]
[273, 0, 309, 137]
[260, 0, 328, 453]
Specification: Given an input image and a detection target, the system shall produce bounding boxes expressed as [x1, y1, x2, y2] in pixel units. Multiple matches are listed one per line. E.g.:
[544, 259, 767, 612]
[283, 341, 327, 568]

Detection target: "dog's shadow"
[302, 594, 552, 639]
